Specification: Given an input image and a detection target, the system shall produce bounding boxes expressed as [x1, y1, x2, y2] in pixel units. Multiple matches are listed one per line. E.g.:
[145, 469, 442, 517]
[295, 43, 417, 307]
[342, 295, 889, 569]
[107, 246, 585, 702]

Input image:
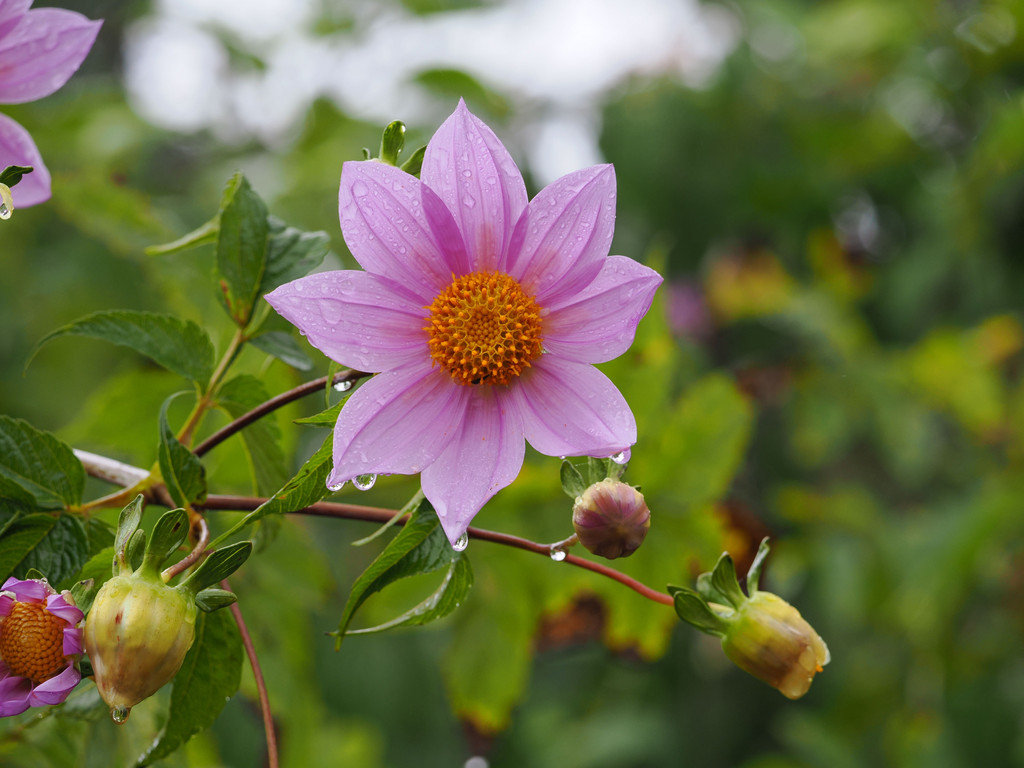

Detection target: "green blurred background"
[2, 0, 1024, 766]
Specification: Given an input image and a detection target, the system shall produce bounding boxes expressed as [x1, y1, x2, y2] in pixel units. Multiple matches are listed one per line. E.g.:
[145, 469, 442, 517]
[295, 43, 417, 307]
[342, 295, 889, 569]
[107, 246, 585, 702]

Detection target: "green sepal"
[400, 145, 426, 177]
[559, 460, 587, 499]
[194, 588, 237, 612]
[69, 578, 97, 614]
[294, 400, 345, 427]
[126, 529, 147, 573]
[23, 567, 45, 581]
[145, 215, 218, 257]
[668, 585, 731, 637]
[0, 165, 32, 188]
[114, 495, 145, 575]
[143, 508, 190, 574]
[746, 537, 771, 594]
[379, 121, 406, 166]
[178, 541, 253, 594]
[708, 552, 747, 609]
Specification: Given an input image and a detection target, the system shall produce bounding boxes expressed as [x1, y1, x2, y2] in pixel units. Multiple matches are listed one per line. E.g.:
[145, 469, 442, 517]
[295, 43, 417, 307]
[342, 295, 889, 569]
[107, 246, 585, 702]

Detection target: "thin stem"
[222, 579, 279, 768]
[193, 368, 369, 458]
[162, 514, 210, 581]
[198, 495, 673, 607]
[179, 327, 247, 445]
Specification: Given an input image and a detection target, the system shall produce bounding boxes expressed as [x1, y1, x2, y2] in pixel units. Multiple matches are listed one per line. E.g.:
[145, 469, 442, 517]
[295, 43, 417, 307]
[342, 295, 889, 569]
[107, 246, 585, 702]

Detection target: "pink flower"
[0, 0, 102, 207]
[0, 576, 84, 716]
[267, 101, 662, 543]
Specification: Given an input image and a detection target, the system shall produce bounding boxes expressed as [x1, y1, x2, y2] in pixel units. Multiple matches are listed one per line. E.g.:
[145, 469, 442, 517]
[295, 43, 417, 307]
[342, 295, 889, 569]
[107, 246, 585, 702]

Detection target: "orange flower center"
[0, 601, 68, 685]
[425, 271, 544, 386]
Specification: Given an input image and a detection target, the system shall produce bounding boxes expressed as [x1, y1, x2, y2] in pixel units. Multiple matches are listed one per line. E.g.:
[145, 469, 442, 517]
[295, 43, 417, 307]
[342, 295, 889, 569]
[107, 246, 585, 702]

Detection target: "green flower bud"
[721, 591, 829, 700]
[83, 573, 197, 722]
[572, 479, 650, 559]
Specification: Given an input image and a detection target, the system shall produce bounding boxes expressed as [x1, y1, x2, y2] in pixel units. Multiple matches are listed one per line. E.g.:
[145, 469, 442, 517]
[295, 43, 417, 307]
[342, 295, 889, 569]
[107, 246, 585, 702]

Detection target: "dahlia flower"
[267, 101, 662, 543]
[0, 577, 83, 716]
[0, 0, 102, 207]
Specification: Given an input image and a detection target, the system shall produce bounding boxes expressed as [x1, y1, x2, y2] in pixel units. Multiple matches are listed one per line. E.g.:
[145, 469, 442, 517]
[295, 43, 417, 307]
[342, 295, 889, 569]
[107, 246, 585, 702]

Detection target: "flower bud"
[84, 573, 197, 722]
[721, 591, 829, 700]
[572, 479, 650, 559]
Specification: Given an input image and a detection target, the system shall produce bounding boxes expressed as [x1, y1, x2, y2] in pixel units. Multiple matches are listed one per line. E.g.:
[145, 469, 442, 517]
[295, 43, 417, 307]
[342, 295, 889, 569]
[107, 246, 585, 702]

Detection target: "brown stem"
[198, 495, 673, 607]
[193, 369, 369, 458]
[222, 579, 279, 768]
[162, 514, 210, 581]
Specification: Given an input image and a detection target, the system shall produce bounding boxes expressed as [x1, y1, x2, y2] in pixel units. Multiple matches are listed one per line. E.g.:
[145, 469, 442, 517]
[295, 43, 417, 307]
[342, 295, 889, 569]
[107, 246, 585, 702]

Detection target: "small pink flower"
[0, 576, 84, 716]
[267, 101, 662, 543]
[0, 0, 102, 207]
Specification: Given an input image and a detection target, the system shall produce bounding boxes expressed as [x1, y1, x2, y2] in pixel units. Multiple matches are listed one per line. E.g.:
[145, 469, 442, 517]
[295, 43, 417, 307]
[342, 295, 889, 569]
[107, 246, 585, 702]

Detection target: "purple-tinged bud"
[572, 480, 650, 559]
[721, 591, 829, 700]
[83, 574, 197, 722]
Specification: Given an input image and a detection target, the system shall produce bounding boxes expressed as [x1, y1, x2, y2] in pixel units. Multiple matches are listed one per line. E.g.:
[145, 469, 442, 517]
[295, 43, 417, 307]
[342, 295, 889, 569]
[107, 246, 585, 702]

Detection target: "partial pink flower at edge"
[0, 576, 84, 717]
[267, 100, 663, 544]
[0, 0, 102, 207]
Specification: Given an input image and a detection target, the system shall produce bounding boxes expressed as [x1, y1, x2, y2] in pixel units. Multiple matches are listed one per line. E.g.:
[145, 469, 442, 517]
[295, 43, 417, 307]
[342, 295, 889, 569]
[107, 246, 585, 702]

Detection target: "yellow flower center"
[425, 271, 544, 386]
[0, 601, 69, 685]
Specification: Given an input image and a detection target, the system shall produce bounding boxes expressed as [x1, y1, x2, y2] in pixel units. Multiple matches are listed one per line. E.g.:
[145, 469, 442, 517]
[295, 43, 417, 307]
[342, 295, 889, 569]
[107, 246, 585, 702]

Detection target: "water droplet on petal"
[549, 548, 567, 562]
[611, 449, 631, 465]
[328, 481, 346, 492]
[353, 473, 377, 491]
[333, 379, 353, 392]
[111, 706, 130, 724]
[452, 533, 469, 552]
[463, 195, 476, 208]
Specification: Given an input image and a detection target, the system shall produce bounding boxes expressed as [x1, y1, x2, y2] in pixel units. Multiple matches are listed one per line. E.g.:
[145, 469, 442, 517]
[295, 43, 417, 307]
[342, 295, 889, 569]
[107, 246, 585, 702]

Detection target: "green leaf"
[0, 510, 55, 581]
[708, 552, 746, 609]
[179, 541, 253, 594]
[260, 218, 330, 296]
[27, 310, 215, 385]
[559, 460, 587, 499]
[294, 400, 344, 427]
[335, 498, 455, 644]
[668, 586, 730, 637]
[194, 588, 238, 612]
[0, 416, 84, 509]
[136, 608, 243, 767]
[144, 509, 190, 571]
[158, 394, 207, 508]
[113, 495, 145, 574]
[20, 514, 89, 588]
[0, 164, 32, 187]
[346, 555, 472, 635]
[78, 546, 116, 603]
[145, 215, 219, 256]
[215, 375, 289, 495]
[216, 173, 269, 326]
[249, 330, 313, 371]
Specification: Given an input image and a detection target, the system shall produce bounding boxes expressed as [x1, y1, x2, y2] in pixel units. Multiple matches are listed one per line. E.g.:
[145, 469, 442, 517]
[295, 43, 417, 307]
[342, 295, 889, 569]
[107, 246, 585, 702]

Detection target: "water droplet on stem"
[333, 379, 353, 392]
[549, 548, 567, 562]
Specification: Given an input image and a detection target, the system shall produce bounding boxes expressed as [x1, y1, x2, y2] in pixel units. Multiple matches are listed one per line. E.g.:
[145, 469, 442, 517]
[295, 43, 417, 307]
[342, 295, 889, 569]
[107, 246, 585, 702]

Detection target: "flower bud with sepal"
[668, 538, 829, 699]
[571, 479, 650, 559]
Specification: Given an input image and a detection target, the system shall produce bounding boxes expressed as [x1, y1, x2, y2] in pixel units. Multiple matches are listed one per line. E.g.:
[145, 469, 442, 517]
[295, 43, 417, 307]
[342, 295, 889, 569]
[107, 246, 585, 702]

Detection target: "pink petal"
[510, 356, 636, 458]
[421, 387, 525, 544]
[0, 673, 31, 716]
[506, 165, 616, 306]
[0, 593, 12, 616]
[0, 0, 30, 40]
[46, 593, 83, 625]
[0, 9, 100, 103]
[1, 577, 50, 603]
[62, 626, 83, 656]
[0, 113, 50, 206]
[339, 160, 469, 301]
[421, 100, 528, 272]
[27, 664, 79, 706]
[266, 270, 427, 373]
[328, 360, 469, 485]
[542, 255, 663, 364]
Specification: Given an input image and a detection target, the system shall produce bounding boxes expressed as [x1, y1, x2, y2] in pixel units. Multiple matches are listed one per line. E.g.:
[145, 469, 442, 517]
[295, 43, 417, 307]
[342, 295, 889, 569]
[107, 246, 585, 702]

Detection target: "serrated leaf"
[216, 173, 269, 326]
[668, 586, 730, 637]
[113, 495, 145, 573]
[179, 541, 252, 594]
[215, 375, 289, 495]
[559, 460, 587, 499]
[145, 216, 218, 256]
[347, 555, 472, 635]
[27, 310, 215, 385]
[21, 514, 89, 588]
[260, 218, 330, 297]
[158, 394, 207, 508]
[335, 498, 454, 644]
[0, 416, 84, 509]
[135, 608, 243, 767]
[0, 511, 55, 581]
[144, 509, 190, 570]
[249, 330, 313, 371]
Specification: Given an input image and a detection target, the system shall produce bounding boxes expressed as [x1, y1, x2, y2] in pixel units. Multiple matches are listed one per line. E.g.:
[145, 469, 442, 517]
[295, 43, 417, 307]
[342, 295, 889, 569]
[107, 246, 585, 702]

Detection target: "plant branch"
[162, 513, 210, 581]
[179, 327, 247, 446]
[198, 494, 673, 607]
[222, 579, 279, 768]
[193, 368, 369, 458]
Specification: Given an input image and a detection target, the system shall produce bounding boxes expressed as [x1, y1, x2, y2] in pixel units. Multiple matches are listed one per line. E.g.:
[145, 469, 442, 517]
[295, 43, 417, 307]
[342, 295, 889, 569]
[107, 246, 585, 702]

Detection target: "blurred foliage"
[2, 0, 1024, 766]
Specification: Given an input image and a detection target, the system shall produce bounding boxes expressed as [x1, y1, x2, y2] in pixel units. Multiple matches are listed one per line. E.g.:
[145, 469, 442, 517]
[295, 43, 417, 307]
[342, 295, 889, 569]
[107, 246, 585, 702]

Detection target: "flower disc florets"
[0, 577, 83, 717]
[426, 270, 544, 386]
